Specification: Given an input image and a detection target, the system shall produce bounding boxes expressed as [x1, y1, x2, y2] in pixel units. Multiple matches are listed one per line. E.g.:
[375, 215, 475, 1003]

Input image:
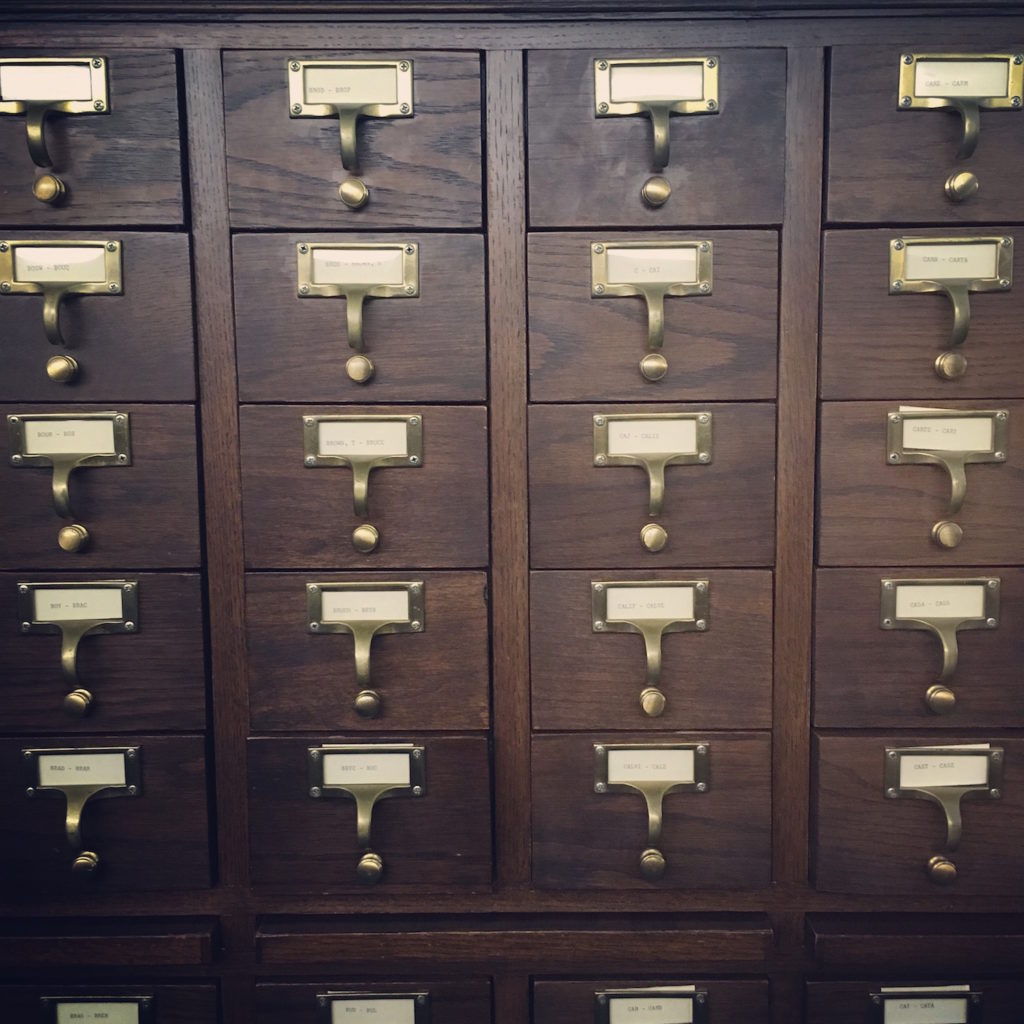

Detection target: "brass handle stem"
[43, 288, 68, 348]
[646, 104, 672, 171]
[25, 103, 53, 167]
[64, 787, 91, 853]
[352, 626, 375, 691]
[640, 623, 664, 688]
[60, 623, 90, 692]
[946, 457, 968, 515]
[930, 622, 960, 683]
[643, 288, 666, 352]
[951, 99, 981, 160]
[940, 792, 963, 850]
[51, 460, 75, 519]
[346, 290, 366, 352]
[646, 458, 667, 516]
[350, 462, 372, 517]
[641, 785, 665, 847]
[942, 284, 971, 349]
[336, 107, 362, 172]
[353, 788, 379, 850]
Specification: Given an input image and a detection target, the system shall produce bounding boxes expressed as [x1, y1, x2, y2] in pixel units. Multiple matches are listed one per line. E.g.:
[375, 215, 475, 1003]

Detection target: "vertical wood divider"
[486, 49, 532, 888]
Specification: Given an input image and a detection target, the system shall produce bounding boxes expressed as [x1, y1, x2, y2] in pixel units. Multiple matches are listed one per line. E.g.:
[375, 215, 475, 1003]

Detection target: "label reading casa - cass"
[609, 63, 704, 103]
[901, 417, 993, 454]
[903, 242, 999, 282]
[303, 64, 398, 106]
[37, 752, 126, 788]
[606, 586, 695, 622]
[318, 421, 409, 459]
[311, 248, 405, 287]
[322, 590, 410, 623]
[23, 418, 116, 457]
[607, 748, 695, 785]
[33, 587, 124, 623]
[898, 749, 990, 789]
[0, 62, 94, 102]
[56, 1003, 140, 1024]
[13, 246, 107, 285]
[606, 247, 699, 286]
[894, 584, 985, 620]
[607, 419, 698, 457]
[609, 994, 695, 1024]
[914, 59, 1009, 99]
[323, 752, 411, 788]
[881, 985, 970, 1024]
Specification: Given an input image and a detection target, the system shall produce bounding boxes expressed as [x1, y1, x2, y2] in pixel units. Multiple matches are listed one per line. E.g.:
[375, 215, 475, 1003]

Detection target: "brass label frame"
[591, 240, 713, 297]
[595, 988, 708, 1024]
[296, 241, 419, 300]
[315, 992, 430, 1023]
[595, 56, 719, 118]
[308, 743, 426, 800]
[0, 238, 122, 298]
[25, 745, 142, 800]
[595, 742, 710, 794]
[889, 236, 1012, 295]
[40, 996, 154, 1024]
[868, 989, 981, 1024]
[0, 56, 110, 115]
[307, 580, 424, 636]
[288, 58, 414, 120]
[898, 52, 1023, 110]
[19, 579, 140, 639]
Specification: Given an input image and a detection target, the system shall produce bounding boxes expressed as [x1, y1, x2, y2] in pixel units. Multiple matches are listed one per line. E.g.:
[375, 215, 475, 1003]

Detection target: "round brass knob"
[641, 175, 671, 208]
[346, 353, 375, 384]
[927, 854, 958, 885]
[58, 524, 90, 553]
[641, 523, 668, 552]
[339, 177, 370, 209]
[935, 350, 967, 380]
[640, 686, 666, 717]
[354, 689, 382, 718]
[72, 850, 100, 875]
[63, 688, 94, 718]
[639, 847, 666, 880]
[357, 851, 384, 884]
[945, 171, 979, 203]
[932, 520, 963, 550]
[33, 173, 66, 205]
[46, 354, 79, 384]
[352, 524, 380, 554]
[925, 683, 957, 715]
[639, 352, 668, 382]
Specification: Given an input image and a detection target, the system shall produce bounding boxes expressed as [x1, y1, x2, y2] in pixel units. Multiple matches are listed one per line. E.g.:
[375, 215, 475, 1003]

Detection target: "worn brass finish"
[46, 354, 79, 384]
[640, 688, 666, 717]
[595, 56, 719, 171]
[945, 171, 980, 202]
[927, 854, 959, 884]
[32, 174, 66, 204]
[288, 58, 414, 173]
[932, 520, 964, 549]
[40, 997, 154, 1024]
[71, 850, 101, 874]
[356, 851, 384, 884]
[63, 688, 94, 717]
[926, 684, 957, 715]
[316, 993, 429, 1024]
[346, 353, 375, 384]
[641, 175, 671, 207]
[338, 177, 370, 209]
[639, 352, 668, 381]
[57, 524, 90, 552]
[595, 988, 710, 1024]
[641, 523, 668, 552]
[352, 524, 380, 554]
[639, 847, 666, 879]
[935, 351, 968, 380]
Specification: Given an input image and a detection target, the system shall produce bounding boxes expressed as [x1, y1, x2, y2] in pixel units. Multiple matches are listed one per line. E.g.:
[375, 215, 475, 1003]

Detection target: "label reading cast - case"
[898, 748, 990, 789]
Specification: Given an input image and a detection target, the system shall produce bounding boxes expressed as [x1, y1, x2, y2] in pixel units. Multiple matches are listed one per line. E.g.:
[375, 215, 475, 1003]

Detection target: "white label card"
[0, 63, 94, 102]
[56, 1004, 140, 1024]
[330, 1000, 415, 1024]
[13, 246, 107, 284]
[318, 421, 408, 458]
[882, 988, 970, 1024]
[901, 417, 993, 453]
[38, 752, 127, 788]
[311, 248, 405, 287]
[23, 419, 116, 456]
[606, 586, 695, 622]
[903, 242, 1000, 281]
[605, 247, 698, 286]
[33, 587, 124, 623]
[895, 584, 985, 620]
[609, 996, 694, 1024]
[898, 752, 990, 789]
[607, 419, 698, 456]
[304, 65, 399, 105]
[915, 59, 1009, 99]
[323, 752, 411, 788]
[609, 63, 704, 102]
[321, 590, 410, 623]
[607, 748, 695, 784]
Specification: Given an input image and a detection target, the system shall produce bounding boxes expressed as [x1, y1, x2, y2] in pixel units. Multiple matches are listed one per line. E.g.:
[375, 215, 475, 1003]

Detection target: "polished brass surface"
[640, 687, 666, 717]
[639, 846, 666, 879]
[935, 350, 968, 380]
[71, 850, 101, 874]
[46, 354, 79, 384]
[351, 523, 380, 553]
[356, 851, 384, 884]
[62, 688, 94, 718]
[932, 520, 965, 549]
[595, 988, 709, 1024]
[316, 993, 429, 1024]
[925, 684, 957, 715]
[639, 352, 668, 381]
[32, 173, 65, 204]
[927, 854, 958, 885]
[346, 353, 375, 384]
[57, 524, 90, 553]
[641, 523, 668, 552]
[354, 690, 382, 718]
[338, 177, 370, 209]
[945, 171, 980, 202]
[640, 175, 671, 207]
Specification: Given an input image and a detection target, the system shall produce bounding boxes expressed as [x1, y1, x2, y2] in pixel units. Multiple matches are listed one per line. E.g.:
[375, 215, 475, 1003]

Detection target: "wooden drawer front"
[529, 404, 776, 569]
[527, 50, 786, 227]
[240, 405, 488, 569]
[256, 980, 492, 1023]
[0, 404, 201, 570]
[813, 734, 1024, 895]
[0, 983, 218, 1024]
[0, 571, 206, 733]
[828, 46, 1024, 224]
[815, 568, 1024, 729]
[807, 979, 1024, 1024]
[224, 51, 482, 229]
[234, 233, 486, 403]
[0, 734, 211, 898]
[532, 732, 771, 889]
[0, 50, 183, 226]
[531, 570, 772, 731]
[247, 571, 489, 732]
[0, 231, 195, 403]
[528, 231, 779, 402]
[818, 401, 1024, 567]
[534, 978, 770, 1024]
[248, 735, 492, 891]
[821, 229, 1024, 400]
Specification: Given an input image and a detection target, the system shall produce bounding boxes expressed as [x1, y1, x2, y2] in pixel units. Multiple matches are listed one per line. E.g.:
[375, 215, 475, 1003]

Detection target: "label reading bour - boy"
[322, 590, 410, 623]
[606, 247, 698, 286]
[56, 1004, 140, 1024]
[330, 999, 416, 1024]
[607, 586, 695, 621]
[894, 584, 985, 620]
[607, 748, 695, 784]
[323, 753, 411, 787]
[914, 59, 1009, 98]
[318, 421, 408, 458]
[33, 587, 124, 623]
[607, 419, 697, 457]
[23, 418, 116, 457]
[903, 242, 999, 282]
[38, 753, 127, 788]
[13, 246, 107, 284]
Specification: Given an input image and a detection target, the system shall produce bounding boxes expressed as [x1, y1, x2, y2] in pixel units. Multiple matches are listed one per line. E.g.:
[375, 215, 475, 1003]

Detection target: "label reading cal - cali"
[607, 419, 697, 457]
[901, 417, 993, 453]
[321, 590, 410, 623]
[915, 59, 1009, 98]
[23, 418, 116, 456]
[0, 62, 94, 102]
[13, 246, 107, 284]
[56, 1003, 140, 1024]
[606, 586, 695, 622]
[38, 752, 127, 788]
[605, 247, 699, 286]
[609, 63, 704, 103]
[881, 985, 970, 1024]
[318, 420, 408, 458]
[322, 752, 411, 788]
[903, 242, 999, 282]
[330, 999, 416, 1024]
[33, 587, 123, 623]
[303, 64, 398, 106]
[607, 748, 695, 785]
[895, 584, 985, 620]
[898, 751, 990, 789]
[609, 995, 694, 1024]
[311, 247, 405, 287]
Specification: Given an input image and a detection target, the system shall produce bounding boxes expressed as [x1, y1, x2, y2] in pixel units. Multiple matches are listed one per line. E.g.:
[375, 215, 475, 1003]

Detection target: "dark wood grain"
[821, 228, 1024, 400]
[812, 734, 1024, 896]
[0, 403, 201, 569]
[0, 50, 183, 225]
[0, 570, 206, 732]
[246, 571, 489, 731]
[529, 403, 776, 568]
[532, 732, 771, 889]
[247, 735, 492, 891]
[828, 46, 1024, 224]
[807, 980, 1024, 1024]
[528, 231, 779, 402]
[0, 734, 210, 899]
[527, 49, 786, 227]
[224, 51, 482, 228]
[1, 983, 218, 1024]
[240, 404, 489, 568]
[815, 568, 1024, 728]
[531, 569, 772, 730]
[818, 400, 1024, 566]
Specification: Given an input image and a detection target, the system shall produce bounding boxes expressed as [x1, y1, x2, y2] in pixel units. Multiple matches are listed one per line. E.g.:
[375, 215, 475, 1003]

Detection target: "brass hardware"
[595, 56, 719, 171]
[887, 407, 1008, 516]
[641, 523, 668, 552]
[338, 178, 370, 209]
[594, 742, 709, 881]
[23, 745, 141, 874]
[58, 524, 90, 552]
[927, 853, 958, 884]
[935, 351, 968, 380]
[32, 174, 66, 205]
[352, 524, 380, 554]
[595, 412, 712, 515]
[307, 742, 425, 884]
[641, 175, 671, 208]
[595, 988, 709, 1024]
[297, 242, 418, 380]
[945, 171, 979, 202]
[307, 581, 424, 719]
[40, 996, 154, 1024]
[868, 987, 981, 1024]
[288, 59, 414, 173]
[315, 993, 429, 1024]
[592, 241, 712, 382]
[898, 53, 1023, 159]
[592, 579, 710, 717]
[926, 684, 957, 715]
[18, 579, 140, 717]
[933, 520, 964, 549]
[46, 354, 79, 384]
[0, 57, 109, 173]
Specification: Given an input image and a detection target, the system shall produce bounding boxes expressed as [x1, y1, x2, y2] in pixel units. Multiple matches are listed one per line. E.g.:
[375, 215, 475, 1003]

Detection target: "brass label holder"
[18, 579, 139, 719]
[591, 240, 713, 383]
[594, 741, 709, 881]
[595, 987, 708, 1024]
[23, 744, 141, 876]
[884, 744, 1003, 885]
[898, 52, 1023, 159]
[307, 580, 424, 719]
[296, 241, 418, 385]
[868, 988, 981, 1024]
[592, 579, 710, 718]
[889, 236, 1013, 380]
[316, 992, 430, 1022]
[308, 743, 425, 885]
[40, 996, 154, 1024]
